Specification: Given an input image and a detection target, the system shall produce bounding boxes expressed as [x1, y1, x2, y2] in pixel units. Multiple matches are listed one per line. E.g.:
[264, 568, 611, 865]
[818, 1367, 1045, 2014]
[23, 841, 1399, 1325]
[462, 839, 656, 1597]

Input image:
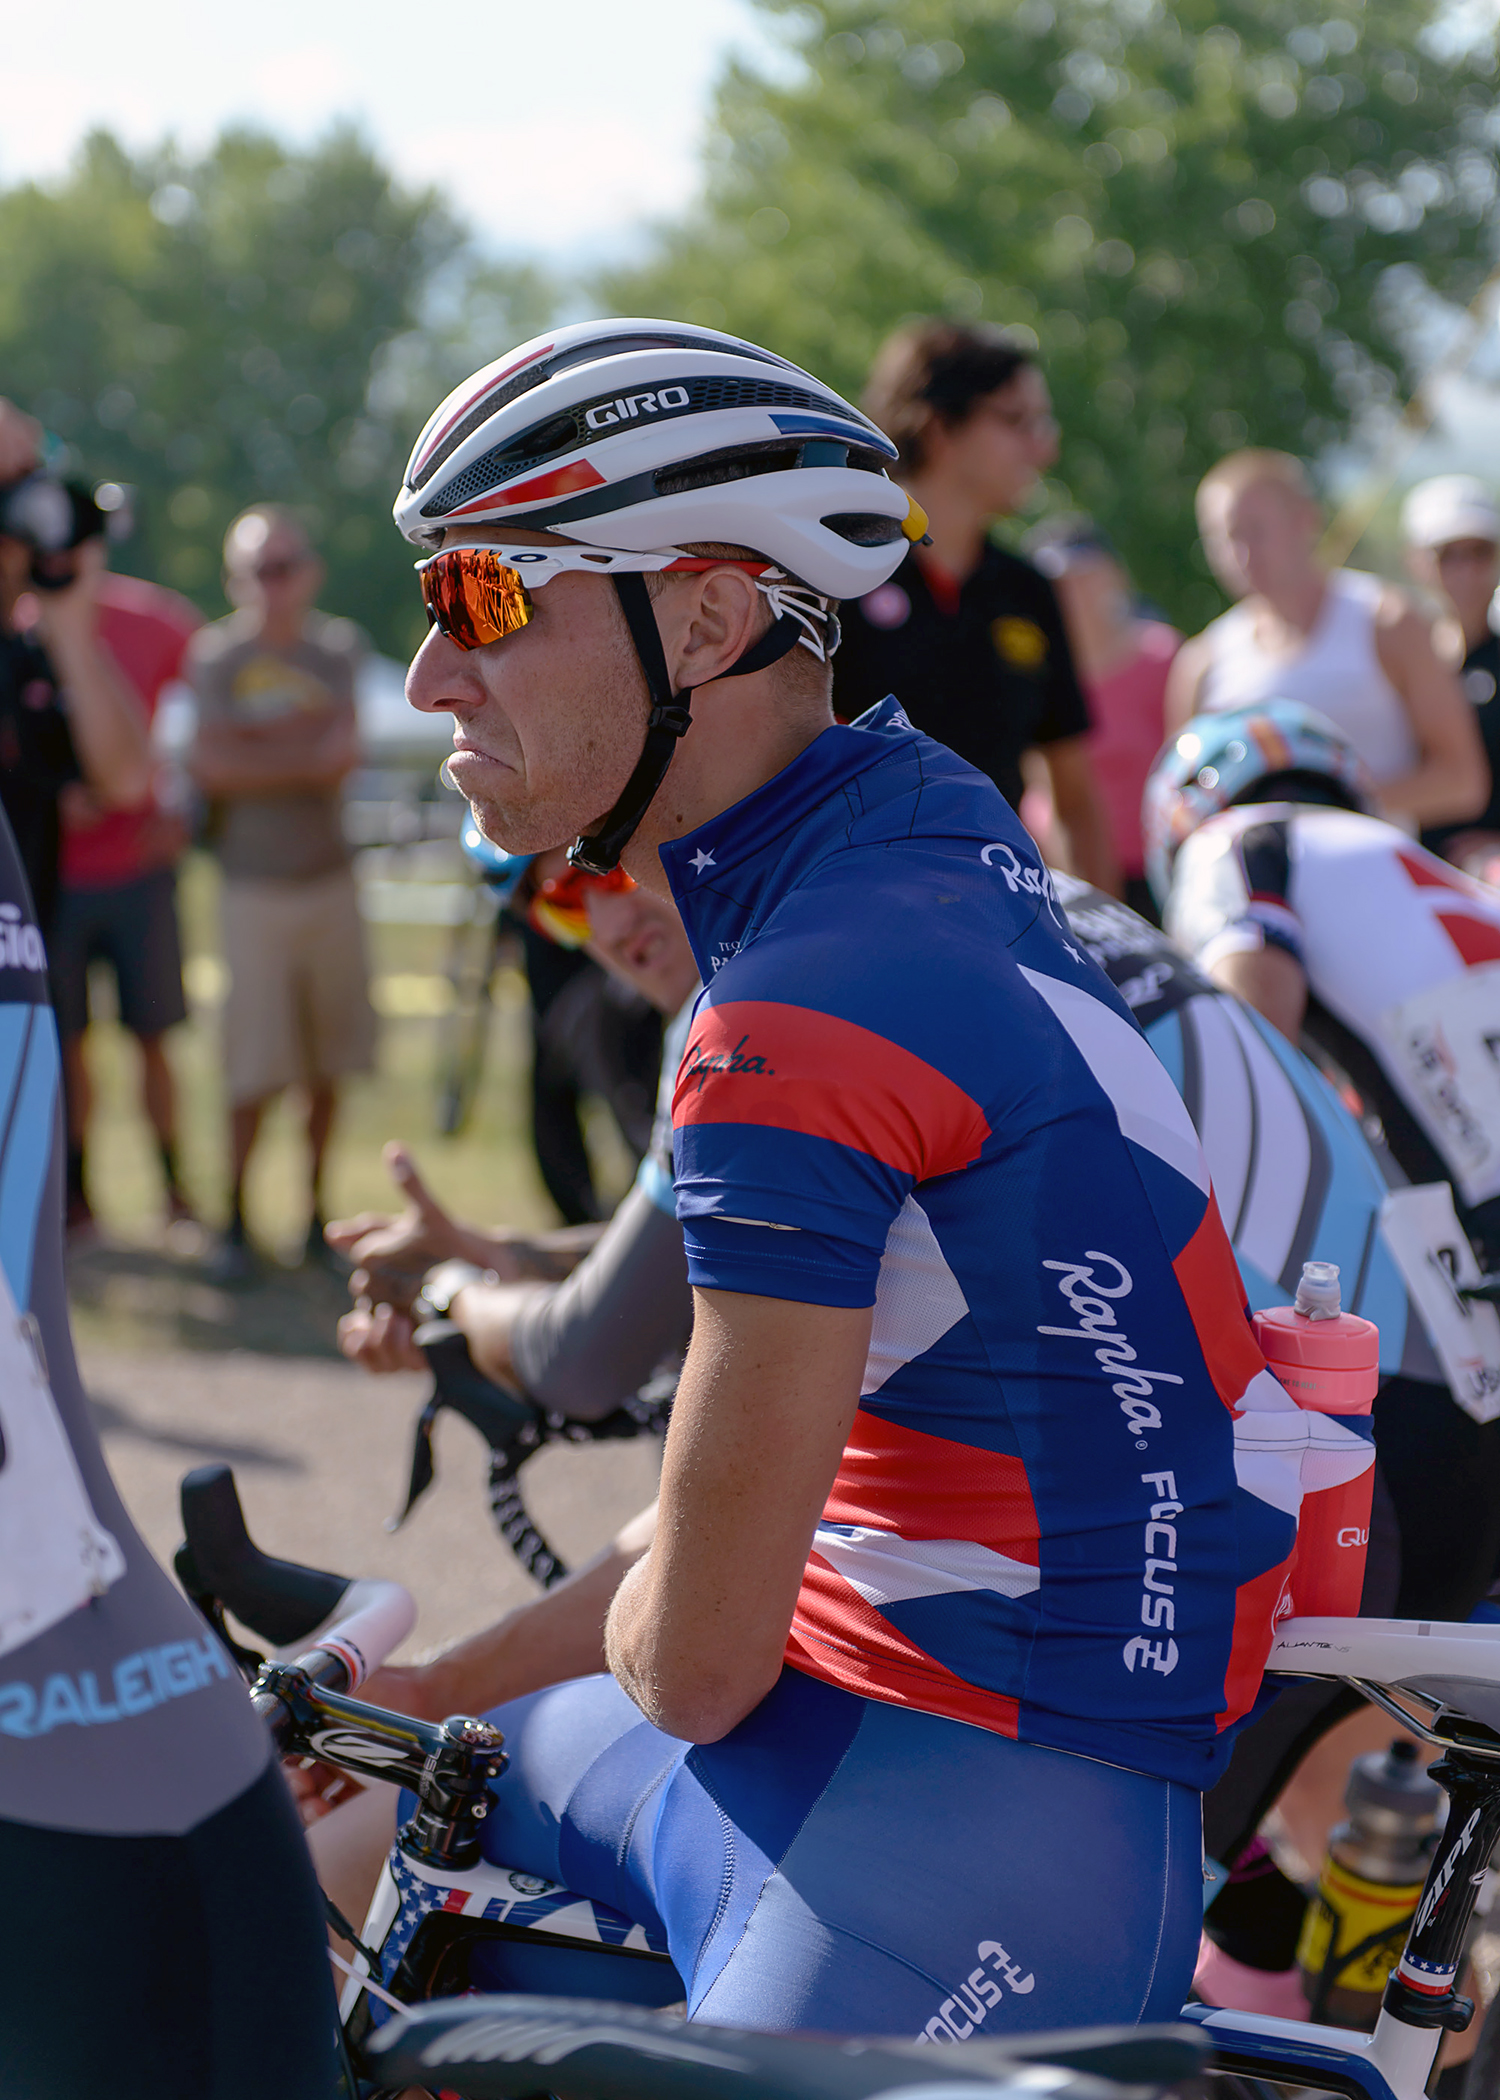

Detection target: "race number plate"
[1380, 1181, 1500, 1424]
[1377, 965, 1500, 1209]
[0, 1263, 124, 1661]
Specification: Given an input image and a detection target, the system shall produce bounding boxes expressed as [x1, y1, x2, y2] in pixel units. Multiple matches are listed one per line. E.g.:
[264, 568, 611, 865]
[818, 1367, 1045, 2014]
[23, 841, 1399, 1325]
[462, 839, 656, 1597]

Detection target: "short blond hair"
[1196, 449, 1316, 520]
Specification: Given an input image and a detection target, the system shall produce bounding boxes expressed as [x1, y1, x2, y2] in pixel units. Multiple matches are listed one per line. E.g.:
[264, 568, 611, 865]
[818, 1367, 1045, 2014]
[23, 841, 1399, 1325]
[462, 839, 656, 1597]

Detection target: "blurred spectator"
[834, 322, 1120, 892]
[1167, 448, 1485, 830]
[1023, 516, 1179, 919]
[0, 400, 152, 940]
[1402, 475, 1500, 882]
[53, 571, 200, 1238]
[185, 506, 374, 1280]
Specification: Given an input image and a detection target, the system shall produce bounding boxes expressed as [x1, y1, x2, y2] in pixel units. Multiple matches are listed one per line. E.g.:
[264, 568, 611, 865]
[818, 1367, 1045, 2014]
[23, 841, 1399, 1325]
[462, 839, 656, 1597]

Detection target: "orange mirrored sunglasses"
[529, 863, 636, 948]
[419, 548, 536, 650]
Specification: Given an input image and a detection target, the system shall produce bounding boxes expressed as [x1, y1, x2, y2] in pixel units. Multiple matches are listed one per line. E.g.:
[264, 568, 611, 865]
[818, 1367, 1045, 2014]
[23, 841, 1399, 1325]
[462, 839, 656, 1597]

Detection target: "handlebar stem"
[253, 1662, 507, 1870]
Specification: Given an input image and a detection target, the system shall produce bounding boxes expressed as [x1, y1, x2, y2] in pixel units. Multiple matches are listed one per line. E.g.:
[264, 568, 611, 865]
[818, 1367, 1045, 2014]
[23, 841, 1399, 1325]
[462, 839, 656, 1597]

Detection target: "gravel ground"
[82, 1344, 663, 1662]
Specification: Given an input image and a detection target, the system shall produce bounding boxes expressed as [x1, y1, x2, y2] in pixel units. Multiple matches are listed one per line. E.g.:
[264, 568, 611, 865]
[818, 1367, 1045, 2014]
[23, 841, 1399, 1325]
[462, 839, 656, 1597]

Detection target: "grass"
[68, 847, 636, 1357]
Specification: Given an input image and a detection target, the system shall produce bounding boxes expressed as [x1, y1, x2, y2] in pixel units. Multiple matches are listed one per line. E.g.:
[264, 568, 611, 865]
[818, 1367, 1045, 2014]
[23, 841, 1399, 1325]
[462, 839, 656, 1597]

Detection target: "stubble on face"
[447, 576, 652, 857]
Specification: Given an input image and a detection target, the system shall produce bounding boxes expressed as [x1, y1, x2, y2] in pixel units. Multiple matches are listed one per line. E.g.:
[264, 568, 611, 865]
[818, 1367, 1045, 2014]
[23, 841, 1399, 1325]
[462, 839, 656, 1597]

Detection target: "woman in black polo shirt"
[833, 322, 1120, 894]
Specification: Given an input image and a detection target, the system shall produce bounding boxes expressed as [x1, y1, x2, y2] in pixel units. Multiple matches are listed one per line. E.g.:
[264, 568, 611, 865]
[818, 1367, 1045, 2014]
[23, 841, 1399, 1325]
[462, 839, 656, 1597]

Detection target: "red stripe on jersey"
[674, 1000, 990, 1177]
[1398, 849, 1472, 894]
[1217, 1560, 1293, 1730]
[787, 1555, 1021, 1738]
[413, 346, 554, 478]
[825, 1408, 1039, 1564]
[1171, 1193, 1265, 1414]
[1436, 911, 1500, 968]
[444, 458, 606, 517]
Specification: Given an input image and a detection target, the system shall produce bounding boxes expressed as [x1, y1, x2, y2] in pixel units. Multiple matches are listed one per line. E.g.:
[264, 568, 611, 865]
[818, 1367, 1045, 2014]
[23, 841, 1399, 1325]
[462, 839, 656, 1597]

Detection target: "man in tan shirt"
[186, 506, 374, 1280]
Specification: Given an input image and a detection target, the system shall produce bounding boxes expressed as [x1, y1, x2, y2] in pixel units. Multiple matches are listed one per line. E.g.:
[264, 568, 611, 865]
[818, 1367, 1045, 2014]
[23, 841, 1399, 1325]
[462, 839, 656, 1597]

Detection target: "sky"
[2, 0, 788, 263]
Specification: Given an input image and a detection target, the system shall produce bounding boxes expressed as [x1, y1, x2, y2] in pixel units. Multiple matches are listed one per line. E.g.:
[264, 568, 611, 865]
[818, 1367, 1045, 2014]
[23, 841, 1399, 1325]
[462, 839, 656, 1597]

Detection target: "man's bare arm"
[1373, 593, 1490, 827]
[361, 1503, 659, 1722]
[188, 707, 359, 797]
[1041, 734, 1123, 895]
[33, 542, 152, 810]
[1209, 944, 1309, 1043]
[1163, 632, 1212, 733]
[606, 1287, 871, 1742]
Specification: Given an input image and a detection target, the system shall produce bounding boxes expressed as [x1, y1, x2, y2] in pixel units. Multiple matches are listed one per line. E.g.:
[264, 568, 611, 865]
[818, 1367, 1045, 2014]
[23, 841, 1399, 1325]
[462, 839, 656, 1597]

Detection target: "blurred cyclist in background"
[1021, 515, 1179, 920]
[1167, 449, 1485, 831]
[835, 322, 1120, 894]
[1402, 473, 1500, 883]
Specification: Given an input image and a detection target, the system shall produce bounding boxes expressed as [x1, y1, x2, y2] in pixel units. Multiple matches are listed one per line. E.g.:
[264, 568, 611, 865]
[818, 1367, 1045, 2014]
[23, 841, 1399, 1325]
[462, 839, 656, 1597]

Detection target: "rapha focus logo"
[680, 1034, 776, 1094]
[1036, 1251, 1184, 1442]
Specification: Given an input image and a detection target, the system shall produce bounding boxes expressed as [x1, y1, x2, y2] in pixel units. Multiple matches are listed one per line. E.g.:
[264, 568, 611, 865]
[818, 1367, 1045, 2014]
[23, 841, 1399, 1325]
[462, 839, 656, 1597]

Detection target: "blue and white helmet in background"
[1143, 698, 1378, 909]
[460, 818, 532, 908]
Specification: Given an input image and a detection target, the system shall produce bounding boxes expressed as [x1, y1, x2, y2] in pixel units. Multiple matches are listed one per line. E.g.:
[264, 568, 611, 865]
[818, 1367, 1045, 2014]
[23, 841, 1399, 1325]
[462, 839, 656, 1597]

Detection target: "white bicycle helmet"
[394, 319, 926, 871]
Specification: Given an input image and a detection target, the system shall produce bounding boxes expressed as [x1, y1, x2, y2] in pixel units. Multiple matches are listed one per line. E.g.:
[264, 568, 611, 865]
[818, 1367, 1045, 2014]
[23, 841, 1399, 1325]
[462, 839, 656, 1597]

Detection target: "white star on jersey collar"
[689, 849, 716, 876]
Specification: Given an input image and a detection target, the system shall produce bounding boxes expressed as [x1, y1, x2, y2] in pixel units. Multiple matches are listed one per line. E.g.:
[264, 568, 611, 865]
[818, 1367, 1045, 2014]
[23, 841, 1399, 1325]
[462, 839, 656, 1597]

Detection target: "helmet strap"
[568, 574, 804, 875]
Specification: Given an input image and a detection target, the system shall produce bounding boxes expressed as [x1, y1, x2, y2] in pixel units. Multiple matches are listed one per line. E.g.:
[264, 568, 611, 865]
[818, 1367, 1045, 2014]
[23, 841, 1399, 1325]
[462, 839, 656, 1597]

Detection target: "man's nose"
[405, 627, 473, 715]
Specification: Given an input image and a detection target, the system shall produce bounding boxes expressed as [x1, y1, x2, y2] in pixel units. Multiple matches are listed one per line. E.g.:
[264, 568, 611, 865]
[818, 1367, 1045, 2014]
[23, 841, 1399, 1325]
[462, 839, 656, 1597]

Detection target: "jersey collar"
[657, 696, 919, 979]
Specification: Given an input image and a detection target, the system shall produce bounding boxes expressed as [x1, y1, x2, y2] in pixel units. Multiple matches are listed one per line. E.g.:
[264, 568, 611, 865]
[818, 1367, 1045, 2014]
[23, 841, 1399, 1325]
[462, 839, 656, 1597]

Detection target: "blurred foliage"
[608, 0, 1500, 629]
[0, 127, 556, 658]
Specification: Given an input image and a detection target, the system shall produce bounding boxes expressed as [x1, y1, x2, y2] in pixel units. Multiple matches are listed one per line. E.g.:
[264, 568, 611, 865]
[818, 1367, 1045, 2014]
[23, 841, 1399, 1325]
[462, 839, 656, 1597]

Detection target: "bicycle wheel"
[434, 906, 500, 1137]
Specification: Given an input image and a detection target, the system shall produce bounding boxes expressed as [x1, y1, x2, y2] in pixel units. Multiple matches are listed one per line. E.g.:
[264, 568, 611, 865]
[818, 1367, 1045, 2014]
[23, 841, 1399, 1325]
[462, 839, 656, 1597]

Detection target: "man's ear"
[671, 566, 764, 687]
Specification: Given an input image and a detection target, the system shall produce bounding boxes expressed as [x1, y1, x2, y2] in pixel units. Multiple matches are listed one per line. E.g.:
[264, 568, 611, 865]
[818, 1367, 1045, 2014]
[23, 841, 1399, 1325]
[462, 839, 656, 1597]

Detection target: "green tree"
[609, 0, 1500, 627]
[0, 127, 554, 657]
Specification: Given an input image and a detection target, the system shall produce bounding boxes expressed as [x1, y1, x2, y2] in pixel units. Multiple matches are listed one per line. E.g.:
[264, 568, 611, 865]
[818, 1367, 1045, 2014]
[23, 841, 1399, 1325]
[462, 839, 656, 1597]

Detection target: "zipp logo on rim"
[583, 386, 691, 431]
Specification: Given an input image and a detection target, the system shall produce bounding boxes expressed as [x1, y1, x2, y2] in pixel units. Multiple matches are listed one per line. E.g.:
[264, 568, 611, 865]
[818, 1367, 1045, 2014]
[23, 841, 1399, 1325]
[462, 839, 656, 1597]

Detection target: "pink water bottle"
[1253, 1262, 1379, 1618]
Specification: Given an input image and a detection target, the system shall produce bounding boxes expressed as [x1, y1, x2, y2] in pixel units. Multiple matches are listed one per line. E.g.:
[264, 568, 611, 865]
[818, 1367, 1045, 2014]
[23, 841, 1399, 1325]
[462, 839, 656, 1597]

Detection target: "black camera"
[0, 473, 133, 591]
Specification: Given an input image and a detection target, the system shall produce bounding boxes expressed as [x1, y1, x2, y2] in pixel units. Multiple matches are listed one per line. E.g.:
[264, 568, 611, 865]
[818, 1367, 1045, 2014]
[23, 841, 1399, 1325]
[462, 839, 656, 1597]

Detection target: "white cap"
[1401, 474, 1500, 550]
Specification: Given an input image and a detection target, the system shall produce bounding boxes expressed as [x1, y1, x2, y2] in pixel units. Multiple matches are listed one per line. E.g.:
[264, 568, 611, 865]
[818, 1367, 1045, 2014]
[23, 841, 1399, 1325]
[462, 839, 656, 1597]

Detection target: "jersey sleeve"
[1167, 818, 1304, 974]
[672, 983, 990, 1307]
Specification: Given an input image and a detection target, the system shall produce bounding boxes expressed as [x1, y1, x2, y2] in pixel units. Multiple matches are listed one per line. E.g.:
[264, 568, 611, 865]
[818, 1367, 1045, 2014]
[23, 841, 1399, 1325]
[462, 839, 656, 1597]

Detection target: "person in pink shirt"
[1022, 516, 1179, 919]
[53, 571, 201, 1235]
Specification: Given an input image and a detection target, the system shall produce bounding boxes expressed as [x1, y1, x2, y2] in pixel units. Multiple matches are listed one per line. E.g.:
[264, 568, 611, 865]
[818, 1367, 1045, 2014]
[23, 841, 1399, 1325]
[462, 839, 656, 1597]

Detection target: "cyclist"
[1145, 701, 1500, 1987]
[0, 797, 338, 2097]
[332, 857, 697, 1407]
[311, 316, 1366, 2042]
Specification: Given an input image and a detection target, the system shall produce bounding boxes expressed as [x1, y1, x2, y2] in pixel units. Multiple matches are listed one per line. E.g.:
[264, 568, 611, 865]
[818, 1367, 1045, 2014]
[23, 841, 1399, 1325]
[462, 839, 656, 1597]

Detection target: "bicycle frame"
[1193, 1705, 1500, 2100]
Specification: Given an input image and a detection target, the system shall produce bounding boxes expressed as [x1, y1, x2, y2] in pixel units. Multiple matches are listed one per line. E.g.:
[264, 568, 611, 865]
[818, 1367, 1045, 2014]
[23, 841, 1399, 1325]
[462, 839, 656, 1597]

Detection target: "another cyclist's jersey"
[1054, 874, 1428, 1382]
[0, 808, 266, 1833]
[662, 700, 1362, 1790]
[1166, 806, 1500, 1231]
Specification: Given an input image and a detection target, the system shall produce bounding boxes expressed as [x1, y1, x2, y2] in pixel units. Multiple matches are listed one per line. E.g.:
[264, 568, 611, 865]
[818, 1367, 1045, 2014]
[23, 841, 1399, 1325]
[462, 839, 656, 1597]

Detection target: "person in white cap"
[1402, 473, 1500, 878]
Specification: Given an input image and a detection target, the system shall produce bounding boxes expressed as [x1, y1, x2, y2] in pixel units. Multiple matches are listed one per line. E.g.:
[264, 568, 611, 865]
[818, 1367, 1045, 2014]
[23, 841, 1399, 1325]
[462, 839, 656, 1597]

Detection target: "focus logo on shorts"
[583, 385, 692, 431]
[915, 1938, 1035, 2044]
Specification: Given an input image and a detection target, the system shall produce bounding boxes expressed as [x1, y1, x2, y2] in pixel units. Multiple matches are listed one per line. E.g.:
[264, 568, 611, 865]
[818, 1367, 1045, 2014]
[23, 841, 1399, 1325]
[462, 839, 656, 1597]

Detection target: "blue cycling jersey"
[659, 699, 1362, 1788]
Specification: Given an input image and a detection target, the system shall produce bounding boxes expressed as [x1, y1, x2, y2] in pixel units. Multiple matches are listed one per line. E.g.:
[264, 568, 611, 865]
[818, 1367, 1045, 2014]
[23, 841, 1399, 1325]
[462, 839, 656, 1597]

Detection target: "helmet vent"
[822, 513, 905, 546]
[410, 331, 793, 491]
[421, 379, 877, 519]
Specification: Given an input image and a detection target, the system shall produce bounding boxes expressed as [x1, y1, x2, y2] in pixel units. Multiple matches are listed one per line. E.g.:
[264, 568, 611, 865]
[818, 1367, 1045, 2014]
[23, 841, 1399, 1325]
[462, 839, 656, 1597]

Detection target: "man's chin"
[464, 795, 585, 860]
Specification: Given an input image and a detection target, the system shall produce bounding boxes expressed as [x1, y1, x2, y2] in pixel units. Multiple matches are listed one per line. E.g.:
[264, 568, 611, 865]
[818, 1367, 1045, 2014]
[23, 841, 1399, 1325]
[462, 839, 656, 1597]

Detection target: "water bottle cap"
[1295, 1261, 1343, 1320]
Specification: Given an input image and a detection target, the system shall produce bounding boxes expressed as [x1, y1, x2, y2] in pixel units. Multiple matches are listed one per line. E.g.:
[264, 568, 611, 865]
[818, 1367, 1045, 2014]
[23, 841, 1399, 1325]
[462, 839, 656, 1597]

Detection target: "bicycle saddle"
[1267, 1615, 1500, 1734]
